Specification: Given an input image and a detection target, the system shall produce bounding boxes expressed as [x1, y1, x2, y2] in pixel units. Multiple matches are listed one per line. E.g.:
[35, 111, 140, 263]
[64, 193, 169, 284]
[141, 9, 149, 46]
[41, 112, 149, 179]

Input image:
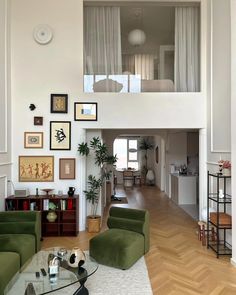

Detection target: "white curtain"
[174, 7, 200, 92]
[84, 7, 122, 75]
[134, 54, 155, 80]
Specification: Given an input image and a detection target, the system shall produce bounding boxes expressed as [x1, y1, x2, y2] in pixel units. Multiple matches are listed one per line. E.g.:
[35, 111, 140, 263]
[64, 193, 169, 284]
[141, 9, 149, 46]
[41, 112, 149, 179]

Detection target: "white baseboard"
[230, 258, 236, 267]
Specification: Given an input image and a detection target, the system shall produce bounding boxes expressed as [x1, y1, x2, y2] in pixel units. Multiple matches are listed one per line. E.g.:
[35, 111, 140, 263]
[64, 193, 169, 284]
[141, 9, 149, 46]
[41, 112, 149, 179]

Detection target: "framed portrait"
[59, 158, 76, 179]
[50, 121, 71, 150]
[34, 116, 43, 126]
[51, 94, 68, 113]
[24, 132, 43, 148]
[19, 156, 54, 182]
[74, 102, 97, 121]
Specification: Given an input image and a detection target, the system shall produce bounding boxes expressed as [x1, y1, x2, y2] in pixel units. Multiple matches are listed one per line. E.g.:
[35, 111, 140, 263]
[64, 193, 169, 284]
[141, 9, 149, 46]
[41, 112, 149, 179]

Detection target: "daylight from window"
[114, 138, 139, 170]
[83, 3, 200, 93]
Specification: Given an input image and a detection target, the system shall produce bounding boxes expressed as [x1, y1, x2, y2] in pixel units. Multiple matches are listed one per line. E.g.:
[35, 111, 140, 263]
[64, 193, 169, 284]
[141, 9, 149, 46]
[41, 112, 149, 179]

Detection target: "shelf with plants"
[207, 171, 232, 258]
[5, 195, 79, 237]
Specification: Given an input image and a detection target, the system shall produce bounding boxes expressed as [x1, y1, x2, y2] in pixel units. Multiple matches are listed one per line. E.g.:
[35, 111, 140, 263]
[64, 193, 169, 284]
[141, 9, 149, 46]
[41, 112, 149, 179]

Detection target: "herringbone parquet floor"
[42, 186, 236, 295]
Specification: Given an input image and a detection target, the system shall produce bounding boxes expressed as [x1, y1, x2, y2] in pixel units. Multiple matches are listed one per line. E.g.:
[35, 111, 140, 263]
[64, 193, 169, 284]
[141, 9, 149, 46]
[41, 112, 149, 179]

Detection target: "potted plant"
[78, 137, 117, 233]
[138, 137, 154, 184]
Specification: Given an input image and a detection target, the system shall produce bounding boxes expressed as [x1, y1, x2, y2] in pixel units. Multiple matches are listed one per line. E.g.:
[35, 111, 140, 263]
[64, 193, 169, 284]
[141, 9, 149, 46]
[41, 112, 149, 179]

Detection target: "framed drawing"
[59, 158, 76, 179]
[34, 116, 43, 126]
[24, 132, 43, 148]
[19, 156, 54, 182]
[51, 94, 68, 113]
[74, 102, 97, 121]
[50, 121, 71, 150]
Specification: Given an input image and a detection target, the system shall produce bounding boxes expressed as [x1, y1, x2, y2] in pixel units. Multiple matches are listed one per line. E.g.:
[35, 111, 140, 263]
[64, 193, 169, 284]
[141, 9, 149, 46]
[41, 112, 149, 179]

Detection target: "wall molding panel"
[210, 0, 231, 153]
[0, 0, 8, 154]
[0, 175, 7, 211]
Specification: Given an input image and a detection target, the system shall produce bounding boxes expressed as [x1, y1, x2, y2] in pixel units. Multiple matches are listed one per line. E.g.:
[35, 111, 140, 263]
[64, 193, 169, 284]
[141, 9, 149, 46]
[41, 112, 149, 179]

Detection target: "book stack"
[43, 199, 49, 210]
[60, 200, 66, 210]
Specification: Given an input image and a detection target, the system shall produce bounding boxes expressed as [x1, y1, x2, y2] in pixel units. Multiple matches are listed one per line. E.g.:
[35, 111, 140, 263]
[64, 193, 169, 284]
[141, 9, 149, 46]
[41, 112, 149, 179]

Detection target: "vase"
[146, 169, 155, 185]
[223, 168, 231, 176]
[68, 247, 85, 268]
[46, 211, 57, 222]
[68, 187, 75, 197]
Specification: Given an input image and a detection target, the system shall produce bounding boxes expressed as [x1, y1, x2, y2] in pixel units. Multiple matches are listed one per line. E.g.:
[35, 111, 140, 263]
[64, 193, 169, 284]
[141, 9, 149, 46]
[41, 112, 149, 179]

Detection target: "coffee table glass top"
[5, 247, 98, 295]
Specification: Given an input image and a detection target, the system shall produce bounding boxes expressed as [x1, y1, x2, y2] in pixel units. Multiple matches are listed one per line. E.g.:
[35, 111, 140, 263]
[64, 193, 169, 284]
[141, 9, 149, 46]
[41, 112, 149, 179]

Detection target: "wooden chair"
[123, 170, 134, 189]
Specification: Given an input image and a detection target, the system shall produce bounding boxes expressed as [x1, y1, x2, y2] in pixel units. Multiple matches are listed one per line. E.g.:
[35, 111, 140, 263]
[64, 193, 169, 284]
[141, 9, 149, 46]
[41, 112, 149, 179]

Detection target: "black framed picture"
[74, 102, 97, 121]
[50, 121, 71, 150]
[34, 116, 43, 126]
[51, 94, 68, 113]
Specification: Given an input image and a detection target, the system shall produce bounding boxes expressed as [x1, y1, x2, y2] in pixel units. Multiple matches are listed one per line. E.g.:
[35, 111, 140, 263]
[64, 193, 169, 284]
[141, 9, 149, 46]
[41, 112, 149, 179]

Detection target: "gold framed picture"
[19, 156, 54, 182]
[74, 102, 97, 121]
[24, 132, 43, 148]
[51, 94, 68, 113]
[59, 158, 76, 179]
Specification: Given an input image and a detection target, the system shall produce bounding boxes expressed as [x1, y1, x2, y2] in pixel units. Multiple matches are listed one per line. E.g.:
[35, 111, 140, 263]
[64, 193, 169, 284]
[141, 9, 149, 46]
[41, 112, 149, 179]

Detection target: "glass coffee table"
[4, 247, 98, 295]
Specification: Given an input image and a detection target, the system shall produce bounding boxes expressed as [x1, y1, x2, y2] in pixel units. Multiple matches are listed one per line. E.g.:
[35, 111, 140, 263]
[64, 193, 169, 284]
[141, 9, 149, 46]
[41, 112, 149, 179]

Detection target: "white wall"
[0, 0, 11, 211]
[231, 0, 236, 266]
[10, 0, 207, 230]
[165, 132, 187, 196]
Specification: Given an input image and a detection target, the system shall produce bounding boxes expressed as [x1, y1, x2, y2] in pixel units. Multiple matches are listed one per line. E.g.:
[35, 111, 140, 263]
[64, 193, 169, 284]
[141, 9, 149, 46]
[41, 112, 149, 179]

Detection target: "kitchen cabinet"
[171, 174, 197, 205]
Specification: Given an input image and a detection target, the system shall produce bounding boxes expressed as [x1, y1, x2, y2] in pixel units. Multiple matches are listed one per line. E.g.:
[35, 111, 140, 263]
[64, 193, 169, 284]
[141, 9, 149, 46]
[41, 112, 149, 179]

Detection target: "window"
[83, 2, 200, 93]
[114, 138, 139, 170]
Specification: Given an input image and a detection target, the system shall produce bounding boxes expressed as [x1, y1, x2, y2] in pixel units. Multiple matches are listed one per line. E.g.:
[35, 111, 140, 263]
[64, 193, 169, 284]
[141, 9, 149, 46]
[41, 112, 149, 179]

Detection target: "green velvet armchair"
[0, 211, 41, 295]
[89, 207, 150, 270]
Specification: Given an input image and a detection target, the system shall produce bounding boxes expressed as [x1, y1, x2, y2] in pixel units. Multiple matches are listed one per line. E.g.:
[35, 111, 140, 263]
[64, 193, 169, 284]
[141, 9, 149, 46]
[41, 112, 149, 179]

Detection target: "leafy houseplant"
[138, 137, 154, 176]
[78, 137, 117, 232]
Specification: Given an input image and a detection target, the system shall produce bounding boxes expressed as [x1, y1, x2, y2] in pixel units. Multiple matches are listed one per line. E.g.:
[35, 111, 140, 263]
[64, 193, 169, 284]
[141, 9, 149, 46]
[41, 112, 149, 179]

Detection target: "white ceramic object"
[68, 247, 85, 268]
[146, 169, 155, 184]
[46, 211, 57, 222]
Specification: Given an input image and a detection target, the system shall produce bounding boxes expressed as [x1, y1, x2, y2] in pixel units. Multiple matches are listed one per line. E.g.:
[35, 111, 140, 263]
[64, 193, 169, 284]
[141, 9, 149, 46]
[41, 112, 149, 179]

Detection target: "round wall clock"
[33, 24, 53, 45]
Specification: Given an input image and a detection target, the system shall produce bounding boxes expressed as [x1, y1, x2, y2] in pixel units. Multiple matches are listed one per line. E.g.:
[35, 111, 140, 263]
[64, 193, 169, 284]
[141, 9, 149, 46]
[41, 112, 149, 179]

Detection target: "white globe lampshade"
[128, 29, 146, 46]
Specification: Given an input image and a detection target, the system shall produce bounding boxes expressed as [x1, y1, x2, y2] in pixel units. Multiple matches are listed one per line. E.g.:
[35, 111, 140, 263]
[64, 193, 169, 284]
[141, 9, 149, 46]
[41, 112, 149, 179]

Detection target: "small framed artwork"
[74, 102, 97, 121]
[24, 132, 43, 148]
[50, 121, 71, 150]
[34, 116, 43, 126]
[19, 156, 54, 182]
[59, 158, 76, 179]
[51, 94, 68, 113]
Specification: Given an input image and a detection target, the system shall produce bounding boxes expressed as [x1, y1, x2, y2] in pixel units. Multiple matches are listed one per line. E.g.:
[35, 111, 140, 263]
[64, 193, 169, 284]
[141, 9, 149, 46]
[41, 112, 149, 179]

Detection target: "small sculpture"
[29, 104, 36, 111]
[68, 247, 85, 268]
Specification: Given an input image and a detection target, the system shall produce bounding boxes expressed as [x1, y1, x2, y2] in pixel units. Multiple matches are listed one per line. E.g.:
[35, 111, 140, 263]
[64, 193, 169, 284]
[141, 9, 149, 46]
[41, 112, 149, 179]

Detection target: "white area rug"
[58, 255, 153, 295]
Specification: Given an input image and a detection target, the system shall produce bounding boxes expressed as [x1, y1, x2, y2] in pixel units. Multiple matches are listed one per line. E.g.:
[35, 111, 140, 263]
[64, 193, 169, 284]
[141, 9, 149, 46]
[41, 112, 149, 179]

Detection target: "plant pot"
[223, 168, 231, 176]
[87, 215, 101, 233]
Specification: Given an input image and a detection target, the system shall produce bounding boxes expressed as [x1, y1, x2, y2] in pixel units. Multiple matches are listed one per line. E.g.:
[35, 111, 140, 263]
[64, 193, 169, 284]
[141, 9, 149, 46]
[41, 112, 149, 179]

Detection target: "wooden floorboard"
[42, 185, 236, 295]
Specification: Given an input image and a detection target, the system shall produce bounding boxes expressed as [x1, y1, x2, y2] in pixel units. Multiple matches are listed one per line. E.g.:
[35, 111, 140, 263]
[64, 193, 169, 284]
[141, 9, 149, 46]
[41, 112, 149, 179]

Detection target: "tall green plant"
[138, 137, 154, 175]
[78, 137, 117, 217]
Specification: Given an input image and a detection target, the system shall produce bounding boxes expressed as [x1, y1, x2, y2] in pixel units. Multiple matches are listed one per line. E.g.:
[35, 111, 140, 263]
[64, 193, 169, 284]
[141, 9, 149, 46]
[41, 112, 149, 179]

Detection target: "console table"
[5, 195, 79, 237]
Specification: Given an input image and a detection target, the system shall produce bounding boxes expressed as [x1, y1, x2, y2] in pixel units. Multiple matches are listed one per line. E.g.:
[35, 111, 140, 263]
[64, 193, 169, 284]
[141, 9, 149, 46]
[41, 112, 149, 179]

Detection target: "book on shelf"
[60, 200, 66, 210]
[43, 199, 49, 210]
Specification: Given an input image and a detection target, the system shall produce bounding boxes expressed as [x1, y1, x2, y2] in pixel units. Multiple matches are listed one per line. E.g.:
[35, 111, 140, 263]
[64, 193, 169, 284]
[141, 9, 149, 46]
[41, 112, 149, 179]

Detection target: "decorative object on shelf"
[218, 159, 231, 176]
[29, 104, 36, 111]
[58, 190, 63, 196]
[67, 199, 73, 210]
[78, 137, 117, 233]
[46, 211, 57, 223]
[50, 121, 71, 150]
[218, 189, 224, 199]
[34, 116, 43, 126]
[24, 132, 43, 148]
[59, 158, 76, 179]
[51, 94, 68, 113]
[41, 188, 54, 196]
[19, 156, 54, 182]
[67, 187, 75, 197]
[33, 24, 53, 45]
[57, 248, 67, 260]
[49, 202, 57, 210]
[74, 102, 97, 121]
[68, 247, 85, 268]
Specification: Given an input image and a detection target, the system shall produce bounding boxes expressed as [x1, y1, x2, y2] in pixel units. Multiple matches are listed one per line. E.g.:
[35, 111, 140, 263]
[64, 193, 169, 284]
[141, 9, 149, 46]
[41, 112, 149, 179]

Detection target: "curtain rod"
[84, 1, 200, 7]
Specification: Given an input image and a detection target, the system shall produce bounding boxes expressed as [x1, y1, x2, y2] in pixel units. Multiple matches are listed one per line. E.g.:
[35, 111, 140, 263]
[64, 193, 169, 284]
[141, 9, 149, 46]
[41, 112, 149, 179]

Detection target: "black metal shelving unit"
[207, 171, 232, 258]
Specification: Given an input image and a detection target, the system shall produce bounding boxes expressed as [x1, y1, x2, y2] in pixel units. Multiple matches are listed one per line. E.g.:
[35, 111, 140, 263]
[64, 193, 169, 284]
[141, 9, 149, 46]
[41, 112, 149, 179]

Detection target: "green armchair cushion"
[0, 211, 41, 252]
[90, 207, 150, 269]
[0, 252, 20, 295]
[90, 228, 144, 269]
[0, 234, 35, 266]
